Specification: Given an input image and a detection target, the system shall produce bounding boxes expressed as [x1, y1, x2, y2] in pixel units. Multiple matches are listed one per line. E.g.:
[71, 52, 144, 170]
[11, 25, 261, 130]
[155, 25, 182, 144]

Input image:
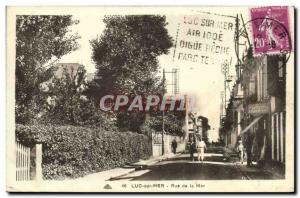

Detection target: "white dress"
[198, 141, 206, 155]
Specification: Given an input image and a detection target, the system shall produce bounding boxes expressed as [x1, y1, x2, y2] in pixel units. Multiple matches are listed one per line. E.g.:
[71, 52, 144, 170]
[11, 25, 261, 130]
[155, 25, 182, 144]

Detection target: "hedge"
[16, 124, 152, 180]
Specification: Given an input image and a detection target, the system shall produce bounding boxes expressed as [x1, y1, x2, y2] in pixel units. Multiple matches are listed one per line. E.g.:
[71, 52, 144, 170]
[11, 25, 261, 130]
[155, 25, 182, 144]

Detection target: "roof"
[54, 63, 83, 78]
[86, 72, 95, 82]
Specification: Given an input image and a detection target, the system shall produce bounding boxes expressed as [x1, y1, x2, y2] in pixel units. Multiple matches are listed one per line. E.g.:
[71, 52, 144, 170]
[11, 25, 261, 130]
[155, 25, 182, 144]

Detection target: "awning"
[240, 116, 263, 134]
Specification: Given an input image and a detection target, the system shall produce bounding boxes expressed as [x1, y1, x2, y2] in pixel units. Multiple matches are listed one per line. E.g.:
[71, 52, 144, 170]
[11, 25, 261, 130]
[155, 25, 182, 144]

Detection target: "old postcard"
[6, 6, 295, 192]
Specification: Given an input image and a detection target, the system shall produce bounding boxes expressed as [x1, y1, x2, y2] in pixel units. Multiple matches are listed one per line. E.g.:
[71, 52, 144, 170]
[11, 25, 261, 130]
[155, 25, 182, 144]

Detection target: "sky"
[58, 7, 251, 141]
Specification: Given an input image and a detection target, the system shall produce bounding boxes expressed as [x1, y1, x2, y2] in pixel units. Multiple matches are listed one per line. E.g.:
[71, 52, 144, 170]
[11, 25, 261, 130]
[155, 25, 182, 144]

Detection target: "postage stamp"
[250, 6, 291, 56]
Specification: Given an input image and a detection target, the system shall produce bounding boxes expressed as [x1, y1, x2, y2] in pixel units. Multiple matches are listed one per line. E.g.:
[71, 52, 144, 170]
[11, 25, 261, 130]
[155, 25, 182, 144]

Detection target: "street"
[110, 151, 283, 181]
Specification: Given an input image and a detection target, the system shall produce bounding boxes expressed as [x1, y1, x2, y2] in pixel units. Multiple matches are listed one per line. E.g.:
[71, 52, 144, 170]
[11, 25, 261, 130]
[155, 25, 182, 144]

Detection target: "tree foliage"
[142, 111, 185, 137]
[87, 15, 173, 99]
[86, 15, 176, 134]
[45, 65, 87, 124]
[42, 65, 116, 130]
[16, 15, 80, 124]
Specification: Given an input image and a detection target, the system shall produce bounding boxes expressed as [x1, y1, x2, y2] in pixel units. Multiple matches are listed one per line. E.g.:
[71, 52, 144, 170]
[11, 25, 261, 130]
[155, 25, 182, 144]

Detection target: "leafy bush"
[16, 124, 152, 180]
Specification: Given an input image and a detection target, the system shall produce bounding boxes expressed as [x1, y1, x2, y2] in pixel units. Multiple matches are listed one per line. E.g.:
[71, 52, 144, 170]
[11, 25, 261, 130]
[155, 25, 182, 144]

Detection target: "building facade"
[220, 49, 286, 167]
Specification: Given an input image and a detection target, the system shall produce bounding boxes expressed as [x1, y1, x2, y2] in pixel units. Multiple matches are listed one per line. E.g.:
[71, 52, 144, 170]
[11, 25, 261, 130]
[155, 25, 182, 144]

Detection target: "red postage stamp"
[250, 6, 291, 56]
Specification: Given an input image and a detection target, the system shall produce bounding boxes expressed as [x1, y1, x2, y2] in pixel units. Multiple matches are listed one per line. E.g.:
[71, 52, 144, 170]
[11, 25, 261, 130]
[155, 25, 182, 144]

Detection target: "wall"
[152, 133, 185, 157]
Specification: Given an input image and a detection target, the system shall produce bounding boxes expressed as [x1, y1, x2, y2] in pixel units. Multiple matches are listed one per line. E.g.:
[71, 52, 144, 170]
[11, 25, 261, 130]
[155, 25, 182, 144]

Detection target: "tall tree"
[87, 15, 173, 133]
[16, 15, 80, 124]
[87, 15, 172, 99]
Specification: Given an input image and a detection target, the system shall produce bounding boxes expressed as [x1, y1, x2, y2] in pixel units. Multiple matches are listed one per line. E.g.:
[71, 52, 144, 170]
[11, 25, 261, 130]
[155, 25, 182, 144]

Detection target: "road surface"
[110, 153, 283, 181]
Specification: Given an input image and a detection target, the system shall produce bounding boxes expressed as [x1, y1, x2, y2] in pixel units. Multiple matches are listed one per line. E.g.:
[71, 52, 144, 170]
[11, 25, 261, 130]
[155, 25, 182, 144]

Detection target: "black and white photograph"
[5, 6, 295, 192]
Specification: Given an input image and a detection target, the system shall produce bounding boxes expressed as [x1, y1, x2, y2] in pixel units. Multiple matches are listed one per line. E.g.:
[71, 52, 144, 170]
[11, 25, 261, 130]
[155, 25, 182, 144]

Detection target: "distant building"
[54, 63, 95, 82]
[42, 63, 88, 105]
[86, 72, 95, 82]
[219, 82, 244, 148]
[188, 113, 210, 143]
[54, 63, 83, 78]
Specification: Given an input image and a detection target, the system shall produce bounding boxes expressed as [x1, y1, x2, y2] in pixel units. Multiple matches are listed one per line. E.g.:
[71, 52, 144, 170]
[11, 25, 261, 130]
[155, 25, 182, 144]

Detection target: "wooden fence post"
[35, 143, 43, 181]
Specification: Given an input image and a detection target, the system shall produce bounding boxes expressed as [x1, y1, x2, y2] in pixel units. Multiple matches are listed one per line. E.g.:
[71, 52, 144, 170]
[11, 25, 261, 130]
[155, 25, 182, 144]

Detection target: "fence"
[16, 141, 30, 181]
[271, 111, 286, 163]
[15, 141, 43, 181]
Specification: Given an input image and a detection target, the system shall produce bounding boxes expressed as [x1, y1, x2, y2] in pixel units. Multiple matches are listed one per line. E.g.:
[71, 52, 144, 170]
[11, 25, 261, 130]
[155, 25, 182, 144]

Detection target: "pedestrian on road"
[189, 135, 196, 161]
[237, 139, 244, 164]
[171, 138, 177, 154]
[197, 138, 207, 162]
[245, 133, 254, 167]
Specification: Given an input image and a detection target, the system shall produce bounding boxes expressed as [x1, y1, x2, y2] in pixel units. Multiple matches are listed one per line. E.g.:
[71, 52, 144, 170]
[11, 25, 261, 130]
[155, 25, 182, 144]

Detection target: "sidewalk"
[224, 146, 285, 179]
[73, 167, 136, 182]
[235, 162, 285, 180]
[72, 153, 181, 182]
[133, 153, 181, 166]
[222, 146, 239, 162]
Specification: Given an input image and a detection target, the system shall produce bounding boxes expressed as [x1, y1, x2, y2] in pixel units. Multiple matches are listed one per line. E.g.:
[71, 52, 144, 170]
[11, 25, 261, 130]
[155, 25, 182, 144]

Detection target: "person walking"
[237, 139, 244, 164]
[171, 138, 177, 154]
[245, 133, 254, 167]
[189, 135, 196, 161]
[197, 138, 207, 162]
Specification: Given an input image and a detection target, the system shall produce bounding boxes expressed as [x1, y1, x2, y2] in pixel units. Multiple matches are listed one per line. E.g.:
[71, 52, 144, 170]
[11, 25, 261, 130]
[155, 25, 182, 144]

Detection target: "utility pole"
[184, 94, 189, 141]
[220, 91, 224, 125]
[224, 70, 227, 113]
[161, 68, 180, 155]
[162, 69, 165, 155]
[235, 14, 240, 80]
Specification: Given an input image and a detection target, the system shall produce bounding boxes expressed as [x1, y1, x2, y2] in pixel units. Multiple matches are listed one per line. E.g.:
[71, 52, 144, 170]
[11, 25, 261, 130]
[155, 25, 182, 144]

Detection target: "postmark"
[250, 6, 291, 56]
[235, 7, 292, 65]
